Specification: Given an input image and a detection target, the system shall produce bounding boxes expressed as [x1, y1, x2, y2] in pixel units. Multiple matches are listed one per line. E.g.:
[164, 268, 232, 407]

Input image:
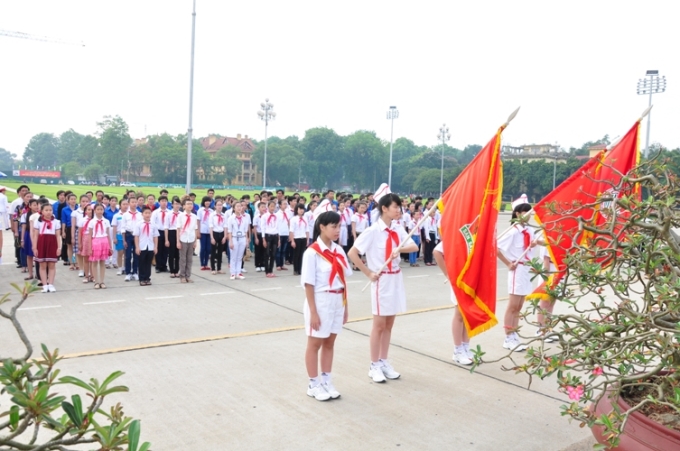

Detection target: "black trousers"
[424, 232, 437, 264]
[293, 238, 307, 274]
[211, 231, 225, 270]
[167, 230, 179, 274]
[254, 236, 265, 268]
[138, 249, 154, 282]
[344, 225, 354, 255]
[155, 230, 168, 271]
[265, 234, 278, 274]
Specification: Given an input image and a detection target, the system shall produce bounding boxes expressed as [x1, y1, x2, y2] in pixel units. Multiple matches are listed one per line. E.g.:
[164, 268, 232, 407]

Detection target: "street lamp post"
[185, 0, 197, 194]
[637, 70, 667, 159]
[437, 124, 451, 196]
[257, 99, 276, 190]
[386, 106, 399, 187]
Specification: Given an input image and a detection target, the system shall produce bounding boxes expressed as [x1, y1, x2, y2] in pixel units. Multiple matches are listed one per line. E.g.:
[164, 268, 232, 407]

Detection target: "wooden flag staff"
[360, 106, 521, 292]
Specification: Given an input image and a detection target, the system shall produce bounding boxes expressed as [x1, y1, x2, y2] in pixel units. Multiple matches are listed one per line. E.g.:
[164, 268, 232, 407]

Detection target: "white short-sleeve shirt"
[301, 238, 352, 291]
[33, 218, 61, 235]
[89, 218, 111, 239]
[210, 211, 227, 233]
[353, 218, 413, 273]
[289, 215, 309, 239]
[351, 212, 369, 233]
[227, 213, 250, 238]
[133, 221, 160, 250]
[497, 225, 534, 262]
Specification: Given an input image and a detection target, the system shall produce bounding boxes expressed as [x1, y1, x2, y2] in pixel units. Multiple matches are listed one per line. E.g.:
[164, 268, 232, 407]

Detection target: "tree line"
[4, 115, 678, 201]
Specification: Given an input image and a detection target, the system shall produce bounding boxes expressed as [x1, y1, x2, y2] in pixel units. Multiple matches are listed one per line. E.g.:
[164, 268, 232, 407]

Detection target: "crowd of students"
[3, 183, 548, 403]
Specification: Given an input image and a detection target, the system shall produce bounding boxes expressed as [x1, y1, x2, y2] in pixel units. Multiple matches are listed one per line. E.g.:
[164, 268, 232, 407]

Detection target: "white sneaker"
[380, 360, 401, 379]
[322, 381, 341, 399]
[368, 365, 387, 383]
[503, 333, 528, 352]
[237, 274, 245, 280]
[255, 267, 261, 272]
[49, 285, 56, 292]
[230, 275, 236, 280]
[259, 267, 265, 272]
[463, 342, 475, 360]
[117, 268, 124, 276]
[453, 346, 473, 365]
[306, 384, 331, 401]
[241, 268, 247, 273]
[41, 286, 49, 293]
[536, 329, 557, 343]
[78, 270, 84, 277]
[133, 274, 139, 281]
[125, 274, 131, 282]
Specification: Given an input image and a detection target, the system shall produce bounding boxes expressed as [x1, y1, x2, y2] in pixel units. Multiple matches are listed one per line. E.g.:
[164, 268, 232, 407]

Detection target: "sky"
[1, 0, 678, 158]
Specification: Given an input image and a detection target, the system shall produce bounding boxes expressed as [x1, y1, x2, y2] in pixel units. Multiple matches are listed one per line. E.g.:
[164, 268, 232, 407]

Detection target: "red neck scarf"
[95, 219, 104, 236]
[203, 209, 210, 221]
[309, 242, 348, 306]
[144, 222, 150, 236]
[298, 217, 306, 227]
[182, 213, 192, 234]
[267, 213, 276, 225]
[217, 214, 224, 225]
[161, 210, 166, 223]
[235, 215, 243, 227]
[171, 211, 179, 225]
[41, 219, 53, 234]
[385, 228, 399, 262]
[357, 214, 365, 221]
[130, 211, 137, 221]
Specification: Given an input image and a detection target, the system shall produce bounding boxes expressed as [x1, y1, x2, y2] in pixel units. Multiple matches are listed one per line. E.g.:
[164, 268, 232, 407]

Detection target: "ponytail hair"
[312, 211, 341, 242]
[378, 193, 401, 214]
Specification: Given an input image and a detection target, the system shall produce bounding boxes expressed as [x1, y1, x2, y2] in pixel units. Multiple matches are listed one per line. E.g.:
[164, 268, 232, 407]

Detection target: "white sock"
[462, 342, 470, 349]
[455, 345, 466, 354]
[321, 372, 331, 384]
[371, 361, 382, 368]
[309, 377, 320, 388]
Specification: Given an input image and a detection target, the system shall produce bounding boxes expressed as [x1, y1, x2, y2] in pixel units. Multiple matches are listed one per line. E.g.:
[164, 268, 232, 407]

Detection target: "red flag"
[528, 121, 641, 300]
[438, 126, 504, 337]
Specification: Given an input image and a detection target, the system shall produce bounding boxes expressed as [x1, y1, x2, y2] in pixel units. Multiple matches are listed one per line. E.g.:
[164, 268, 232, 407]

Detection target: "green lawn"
[0, 181, 266, 203]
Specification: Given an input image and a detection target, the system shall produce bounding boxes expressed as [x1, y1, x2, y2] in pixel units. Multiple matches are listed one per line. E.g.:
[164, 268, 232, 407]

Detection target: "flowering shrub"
[480, 158, 680, 449]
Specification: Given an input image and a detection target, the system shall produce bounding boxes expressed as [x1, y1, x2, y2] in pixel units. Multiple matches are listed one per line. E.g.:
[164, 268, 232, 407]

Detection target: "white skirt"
[371, 271, 407, 316]
[339, 223, 348, 246]
[508, 263, 532, 296]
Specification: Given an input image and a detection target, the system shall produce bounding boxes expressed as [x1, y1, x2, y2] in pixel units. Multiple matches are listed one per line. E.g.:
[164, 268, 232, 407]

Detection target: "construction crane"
[0, 29, 84, 46]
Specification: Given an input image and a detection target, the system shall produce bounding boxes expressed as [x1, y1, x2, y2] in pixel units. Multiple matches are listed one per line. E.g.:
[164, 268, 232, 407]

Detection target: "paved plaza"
[0, 215, 594, 450]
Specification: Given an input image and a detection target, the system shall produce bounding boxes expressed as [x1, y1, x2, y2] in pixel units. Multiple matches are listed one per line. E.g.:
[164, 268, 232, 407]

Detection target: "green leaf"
[128, 419, 140, 451]
[99, 370, 125, 392]
[139, 442, 151, 451]
[59, 375, 95, 393]
[62, 401, 79, 426]
[9, 405, 19, 431]
[99, 385, 129, 397]
[72, 394, 83, 426]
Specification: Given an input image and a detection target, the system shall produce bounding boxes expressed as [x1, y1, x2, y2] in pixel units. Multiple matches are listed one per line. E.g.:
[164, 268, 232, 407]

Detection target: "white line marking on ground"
[199, 291, 235, 296]
[407, 275, 430, 278]
[250, 287, 282, 292]
[346, 281, 363, 284]
[145, 295, 184, 300]
[18, 305, 62, 311]
[84, 300, 126, 305]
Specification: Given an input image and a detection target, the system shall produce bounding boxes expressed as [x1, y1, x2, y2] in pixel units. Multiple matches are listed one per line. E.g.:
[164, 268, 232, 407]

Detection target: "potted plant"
[0, 282, 151, 451]
[481, 158, 680, 450]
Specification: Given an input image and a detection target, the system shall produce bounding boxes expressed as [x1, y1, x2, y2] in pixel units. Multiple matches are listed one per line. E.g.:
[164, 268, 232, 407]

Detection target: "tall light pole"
[257, 99, 276, 190]
[185, 0, 197, 194]
[437, 124, 450, 196]
[637, 70, 667, 159]
[386, 106, 399, 187]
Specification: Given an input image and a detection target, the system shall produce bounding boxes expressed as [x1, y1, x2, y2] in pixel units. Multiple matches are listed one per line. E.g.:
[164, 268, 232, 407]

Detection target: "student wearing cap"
[348, 193, 418, 383]
[497, 201, 536, 353]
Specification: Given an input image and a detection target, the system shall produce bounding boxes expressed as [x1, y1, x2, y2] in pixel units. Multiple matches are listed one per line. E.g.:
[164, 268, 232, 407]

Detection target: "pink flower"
[592, 367, 603, 376]
[566, 385, 584, 401]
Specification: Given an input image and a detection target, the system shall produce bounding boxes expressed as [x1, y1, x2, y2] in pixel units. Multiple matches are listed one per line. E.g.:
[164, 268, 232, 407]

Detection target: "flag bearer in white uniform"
[348, 193, 417, 383]
[433, 241, 475, 365]
[227, 201, 251, 280]
[497, 201, 536, 353]
[302, 210, 353, 401]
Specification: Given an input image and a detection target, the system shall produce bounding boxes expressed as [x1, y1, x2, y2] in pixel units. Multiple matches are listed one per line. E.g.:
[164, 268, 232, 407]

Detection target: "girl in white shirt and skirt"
[302, 210, 352, 401]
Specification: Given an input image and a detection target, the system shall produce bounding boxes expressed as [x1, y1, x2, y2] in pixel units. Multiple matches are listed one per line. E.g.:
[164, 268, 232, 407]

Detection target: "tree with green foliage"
[300, 127, 344, 190]
[62, 161, 82, 181]
[23, 133, 59, 169]
[96, 116, 133, 177]
[84, 164, 105, 182]
[0, 148, 17, 171]
[214, 145, 243, 184]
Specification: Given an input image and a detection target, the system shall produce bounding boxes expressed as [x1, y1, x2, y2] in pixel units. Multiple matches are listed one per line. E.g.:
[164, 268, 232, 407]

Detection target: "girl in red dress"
[32, 204, 62, 293]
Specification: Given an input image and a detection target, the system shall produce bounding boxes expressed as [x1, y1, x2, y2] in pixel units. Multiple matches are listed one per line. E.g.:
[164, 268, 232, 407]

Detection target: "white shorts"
[371, 272, 407, 316]
[508, 264, 532, 296]
[303, 291, 345, 338]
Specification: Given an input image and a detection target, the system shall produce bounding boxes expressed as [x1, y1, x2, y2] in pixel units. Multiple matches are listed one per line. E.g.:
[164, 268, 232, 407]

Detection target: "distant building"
[588, 143, 607, 158]
[200, 134, 261, 186]
[502, 143, 567, 163]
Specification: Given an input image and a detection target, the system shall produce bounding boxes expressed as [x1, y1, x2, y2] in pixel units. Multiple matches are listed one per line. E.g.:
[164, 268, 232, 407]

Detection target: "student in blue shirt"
[104, 196, 120, 222]
[154, 189, 169, 209]
[60, 193, 77, 268]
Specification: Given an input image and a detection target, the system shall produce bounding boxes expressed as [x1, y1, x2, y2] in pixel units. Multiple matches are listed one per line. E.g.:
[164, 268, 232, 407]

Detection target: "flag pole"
[360, 200, 442, 292]
[360, 106, 521, 292]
